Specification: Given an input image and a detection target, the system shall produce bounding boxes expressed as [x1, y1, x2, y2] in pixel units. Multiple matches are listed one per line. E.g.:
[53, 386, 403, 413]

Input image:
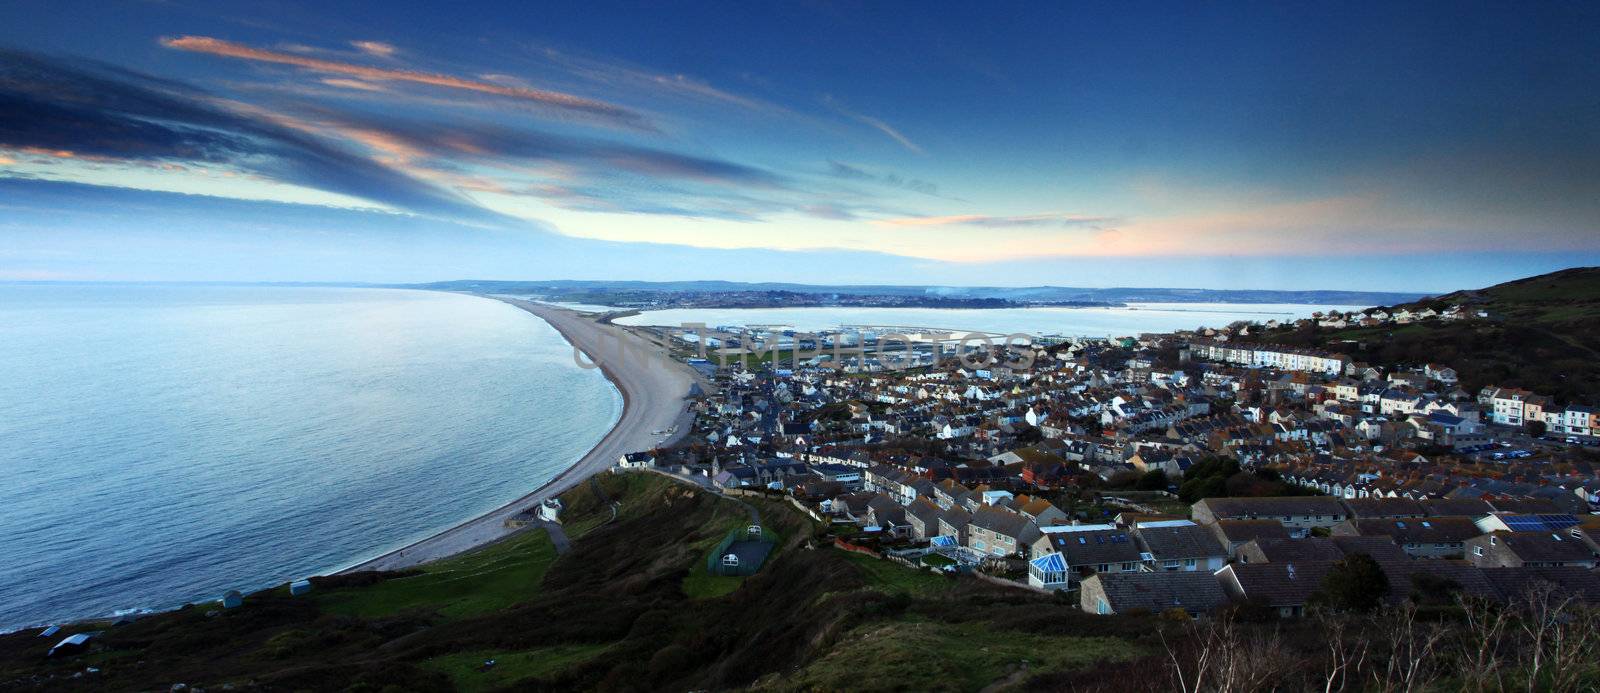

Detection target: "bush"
[1136, 470, 1169, 491]
[1312, 554, 1388, 611]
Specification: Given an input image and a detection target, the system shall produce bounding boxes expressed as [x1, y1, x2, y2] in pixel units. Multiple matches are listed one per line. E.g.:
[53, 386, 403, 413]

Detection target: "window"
[1184, 558, 1198, 568]
[1474, 547, 1484, 557]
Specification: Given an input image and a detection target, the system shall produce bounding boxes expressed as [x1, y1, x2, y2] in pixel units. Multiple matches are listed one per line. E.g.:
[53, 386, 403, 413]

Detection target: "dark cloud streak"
[0, 50, 509, 224]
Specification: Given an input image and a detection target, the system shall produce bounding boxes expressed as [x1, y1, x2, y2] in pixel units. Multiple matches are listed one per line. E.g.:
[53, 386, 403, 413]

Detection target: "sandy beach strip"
[339, 297, 698, 574]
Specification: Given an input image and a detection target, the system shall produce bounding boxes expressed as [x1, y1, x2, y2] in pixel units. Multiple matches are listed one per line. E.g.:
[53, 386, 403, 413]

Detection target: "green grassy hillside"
[1, 473, 1150, 692]
[1243, 267, 1600, 402]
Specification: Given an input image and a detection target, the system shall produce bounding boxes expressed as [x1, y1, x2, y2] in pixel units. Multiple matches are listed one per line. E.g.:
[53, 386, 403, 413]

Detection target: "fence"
[832, 537, 882, 558]
[706, 526, 779, 577]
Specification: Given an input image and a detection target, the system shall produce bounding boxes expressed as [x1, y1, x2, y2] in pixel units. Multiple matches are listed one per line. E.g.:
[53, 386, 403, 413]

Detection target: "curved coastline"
[338, 296, 698, 574]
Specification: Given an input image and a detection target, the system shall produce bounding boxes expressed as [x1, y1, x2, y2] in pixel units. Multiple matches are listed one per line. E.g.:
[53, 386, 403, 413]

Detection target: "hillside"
[1, 473, 1148, 692]
[1242, 267, 1600, 403]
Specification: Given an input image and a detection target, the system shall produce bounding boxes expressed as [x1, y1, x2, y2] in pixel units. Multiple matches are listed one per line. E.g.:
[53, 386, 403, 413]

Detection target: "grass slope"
[2, 473, 1160, 692]
[1245, 267, 1600, 402]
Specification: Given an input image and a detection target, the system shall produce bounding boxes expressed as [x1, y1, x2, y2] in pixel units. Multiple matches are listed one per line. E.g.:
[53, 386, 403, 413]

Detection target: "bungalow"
[1339, 497, 1427, 519]
[1330, 517, 1479, 558]
[1215, 562, 1334, 618]
[1481, 566, 1600, 603]
[1205, 519, 1291, 557]
[1466, 532, 1598, 569]
[1191, 497, 1348, 537]
[1029, 526, 1143, 588]
[1080, 571, 1230, 616]
[1236, 537, 1347, 564]
[1132, 520, 1227, 572]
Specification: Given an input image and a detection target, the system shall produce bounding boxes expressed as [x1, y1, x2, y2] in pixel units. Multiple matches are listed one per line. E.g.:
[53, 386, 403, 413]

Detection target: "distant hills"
[1245, 267, 1600, 403]
[405, 279, 1423, 307]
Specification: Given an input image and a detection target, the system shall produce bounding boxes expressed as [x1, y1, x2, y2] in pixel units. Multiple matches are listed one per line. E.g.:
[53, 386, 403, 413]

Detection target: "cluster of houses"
[1481, 386, 1597, 435]
[831, 481, 1600, 618]
[616, 308, 1600, 617]
[1311, 304, 1478, 328]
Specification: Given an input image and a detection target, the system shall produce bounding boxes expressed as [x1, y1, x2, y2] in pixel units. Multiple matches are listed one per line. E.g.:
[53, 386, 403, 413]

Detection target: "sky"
[1, 1, 1597, 291]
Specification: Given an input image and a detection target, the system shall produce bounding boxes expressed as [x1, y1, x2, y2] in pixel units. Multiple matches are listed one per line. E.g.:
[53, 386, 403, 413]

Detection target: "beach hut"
[289, 579, 313, 596]
[222, 590, 243, 609]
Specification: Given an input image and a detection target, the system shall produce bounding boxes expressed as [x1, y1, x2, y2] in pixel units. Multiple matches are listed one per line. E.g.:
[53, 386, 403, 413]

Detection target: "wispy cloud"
[823, 96, 923, 154]
[535, 46, 774, 112]
[319, 77, 389, 92]
[0, 50, 507, 224]
[350, 40, 398, 58]
[874, 213, 1115, 228]
[308, 112, 790, 189]
[160, 36, 651, 129]
[827, 160, 943, 197]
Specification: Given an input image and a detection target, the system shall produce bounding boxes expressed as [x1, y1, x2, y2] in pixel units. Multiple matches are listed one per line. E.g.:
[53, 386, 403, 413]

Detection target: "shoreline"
[338, 296, 699, 574]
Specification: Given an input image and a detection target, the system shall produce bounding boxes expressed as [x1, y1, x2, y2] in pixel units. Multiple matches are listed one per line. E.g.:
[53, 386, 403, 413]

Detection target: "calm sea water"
[614, 302, 1370, 336]
[0, 285, 621, 631]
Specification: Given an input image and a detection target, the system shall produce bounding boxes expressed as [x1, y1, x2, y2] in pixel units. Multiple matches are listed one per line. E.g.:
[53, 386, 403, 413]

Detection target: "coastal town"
[618, 297, 1600, 617]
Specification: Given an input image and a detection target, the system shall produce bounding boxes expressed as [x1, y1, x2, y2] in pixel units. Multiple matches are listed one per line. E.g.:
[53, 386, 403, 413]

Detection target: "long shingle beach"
[340, 296, 698, 573]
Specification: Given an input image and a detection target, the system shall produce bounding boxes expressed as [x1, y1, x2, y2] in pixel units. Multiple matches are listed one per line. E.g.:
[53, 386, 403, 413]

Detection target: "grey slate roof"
[1207, 519, 1291, 546]
[1221, 561, 1334, 606]
[1334, 517, 1482, 544]
[1481, 566, 1600, 603]
[1052, 529, 1143, 566]
[1195, 496, 1347, 521]
[1134, 524, 1226, 560]
[1482, 531, 1595, 564]
[1237, 538, 1346, 564]
[1339, 497, 1427, 519]
[970, 506, 1040, 542]
[1088, 571, 1229, 613]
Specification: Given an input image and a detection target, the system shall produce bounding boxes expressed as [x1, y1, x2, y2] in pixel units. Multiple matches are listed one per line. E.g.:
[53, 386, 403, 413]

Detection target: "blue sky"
[1, 1, 1596, 290]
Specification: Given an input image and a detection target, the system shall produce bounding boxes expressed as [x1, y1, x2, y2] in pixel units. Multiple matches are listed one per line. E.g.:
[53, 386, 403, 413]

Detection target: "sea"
[0, 285, 622, 632]
[609, 302, 1370, 336]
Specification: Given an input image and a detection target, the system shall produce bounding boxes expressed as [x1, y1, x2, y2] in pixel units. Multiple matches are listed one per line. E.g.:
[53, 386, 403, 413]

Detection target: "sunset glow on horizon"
[1, 2, 1596, 289]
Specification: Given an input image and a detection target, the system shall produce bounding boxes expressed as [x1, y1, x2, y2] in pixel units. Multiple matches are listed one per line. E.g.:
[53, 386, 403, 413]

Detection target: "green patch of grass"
[419, 644, 609, 692]
[920, 553, 955, 568]
[680, 503, 777, 599]
[682, 564, 746, 599]
[840, 551, 955, 596]
[314, 529, 558, 620]
[771, 619, 1140, 692]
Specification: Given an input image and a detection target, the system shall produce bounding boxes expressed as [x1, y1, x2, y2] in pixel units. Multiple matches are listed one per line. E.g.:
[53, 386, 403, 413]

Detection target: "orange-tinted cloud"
[350, 40, 397, 58]
[161, 36, 648, 127]
[319, 78, 389, 92]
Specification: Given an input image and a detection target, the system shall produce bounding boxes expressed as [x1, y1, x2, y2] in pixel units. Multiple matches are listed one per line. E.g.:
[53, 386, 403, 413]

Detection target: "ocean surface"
[613, 302, 1370, 336]
[0, 285, 621, 631]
